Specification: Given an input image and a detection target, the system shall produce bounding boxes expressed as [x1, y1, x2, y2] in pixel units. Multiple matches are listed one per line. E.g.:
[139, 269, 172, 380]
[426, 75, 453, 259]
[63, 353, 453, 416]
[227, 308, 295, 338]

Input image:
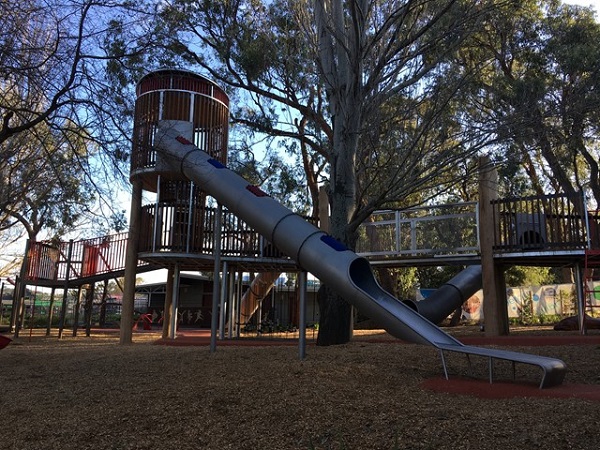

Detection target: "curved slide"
[154, 120, 566, 388]
[404, 265, 483, 325]
[239, 271, 280, 325]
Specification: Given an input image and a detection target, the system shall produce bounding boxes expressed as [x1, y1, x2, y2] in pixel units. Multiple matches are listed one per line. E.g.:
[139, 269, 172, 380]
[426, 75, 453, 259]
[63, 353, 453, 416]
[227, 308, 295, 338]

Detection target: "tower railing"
[139, 203, 317, 259]
[355, 202, 480, 258]
[492, 192, 592, 252]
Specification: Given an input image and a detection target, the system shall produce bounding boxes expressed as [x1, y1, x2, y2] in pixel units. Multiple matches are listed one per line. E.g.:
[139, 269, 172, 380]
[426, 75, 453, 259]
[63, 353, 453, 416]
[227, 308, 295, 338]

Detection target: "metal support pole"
[186, 182, 194, 253]
[257, 289, 262, 336]
[218, 261, 228, 340]
[228, 273, 236, 339]
[9, 279, 17, 332]
[152, 175, 161, 252]
[574, 262, 587, 335]
[72, 286, 83, 337]
[210, 203, 222, 352]
[235, 271, 243, 337]
[84, 283, 95, 337]
[394, 211, 401, 254]
[227, 267, 235, 338]
[169, 264, 181, 339]
[58, 240, 74, 339]
[298, 271, 307, 360]
[0, 281, 4, 325]
[46, 287, 56, 336]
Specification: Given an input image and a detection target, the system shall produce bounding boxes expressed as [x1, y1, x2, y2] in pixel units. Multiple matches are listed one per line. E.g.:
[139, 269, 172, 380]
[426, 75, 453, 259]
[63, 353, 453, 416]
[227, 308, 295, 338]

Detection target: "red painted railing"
[26, 233, 131, 282]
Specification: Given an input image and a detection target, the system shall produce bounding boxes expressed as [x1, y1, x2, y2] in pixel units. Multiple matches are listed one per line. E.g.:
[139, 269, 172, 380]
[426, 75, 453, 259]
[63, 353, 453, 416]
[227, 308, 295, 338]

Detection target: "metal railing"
[24, 194, 600, 284]
[356, 202, 479, 258]
[139, 203, 317, 259]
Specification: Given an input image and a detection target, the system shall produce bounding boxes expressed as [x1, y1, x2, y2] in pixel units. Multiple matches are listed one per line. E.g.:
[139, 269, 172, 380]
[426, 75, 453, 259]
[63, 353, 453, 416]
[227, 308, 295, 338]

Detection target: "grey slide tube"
[404, 265, 482, 325]
[153, 121, 567, 388]
[154, 120, 462, 346]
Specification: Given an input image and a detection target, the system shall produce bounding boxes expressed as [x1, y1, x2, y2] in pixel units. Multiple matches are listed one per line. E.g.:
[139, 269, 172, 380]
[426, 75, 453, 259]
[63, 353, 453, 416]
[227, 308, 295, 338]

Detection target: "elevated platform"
[20, 194, 599, 288]
[138, 251, 300, 273]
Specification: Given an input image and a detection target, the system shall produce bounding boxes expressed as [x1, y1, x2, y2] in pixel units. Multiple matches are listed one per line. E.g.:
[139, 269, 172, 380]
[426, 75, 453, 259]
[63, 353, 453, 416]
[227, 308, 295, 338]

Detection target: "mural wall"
[418, 281, 600, 323]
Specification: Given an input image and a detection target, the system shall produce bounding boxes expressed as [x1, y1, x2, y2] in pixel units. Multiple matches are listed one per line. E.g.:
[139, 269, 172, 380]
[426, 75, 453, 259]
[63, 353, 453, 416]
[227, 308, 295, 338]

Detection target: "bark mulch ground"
[1, 326, 599, 450]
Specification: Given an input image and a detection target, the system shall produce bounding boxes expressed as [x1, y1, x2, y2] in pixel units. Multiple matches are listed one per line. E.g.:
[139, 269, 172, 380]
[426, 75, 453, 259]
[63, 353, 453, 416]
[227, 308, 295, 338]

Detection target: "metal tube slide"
[154, 121, 463, 347]
[403, 265, 482, 325]
[153, 120, 567, 387]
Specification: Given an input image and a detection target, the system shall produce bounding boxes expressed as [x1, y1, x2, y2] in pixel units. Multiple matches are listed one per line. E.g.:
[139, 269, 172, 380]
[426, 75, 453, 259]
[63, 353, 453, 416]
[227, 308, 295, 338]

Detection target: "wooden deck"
[360, 193, 598, 267]
[22, 192, 599, 287]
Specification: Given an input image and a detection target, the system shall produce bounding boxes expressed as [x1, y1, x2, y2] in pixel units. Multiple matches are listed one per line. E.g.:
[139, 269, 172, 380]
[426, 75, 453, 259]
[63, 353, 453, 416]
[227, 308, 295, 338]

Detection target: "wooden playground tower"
[9, 69, 308, 341]
[120, 69, 304, 344]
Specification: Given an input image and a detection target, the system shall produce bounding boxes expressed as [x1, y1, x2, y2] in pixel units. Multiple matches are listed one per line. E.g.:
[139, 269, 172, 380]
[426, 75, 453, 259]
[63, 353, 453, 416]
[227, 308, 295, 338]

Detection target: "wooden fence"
[491, 193, 595, 252]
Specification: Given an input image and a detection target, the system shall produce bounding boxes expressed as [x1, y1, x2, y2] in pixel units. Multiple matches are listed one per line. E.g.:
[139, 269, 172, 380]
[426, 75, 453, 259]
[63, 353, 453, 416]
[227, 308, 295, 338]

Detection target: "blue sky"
[563, 0, 600, 14]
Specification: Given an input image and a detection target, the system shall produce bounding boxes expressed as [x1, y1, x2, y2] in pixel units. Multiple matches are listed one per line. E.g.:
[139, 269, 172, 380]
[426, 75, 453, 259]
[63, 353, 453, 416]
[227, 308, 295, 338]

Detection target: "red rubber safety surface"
[421, 377, 600, 402]
[422, 334, 600, 402]
[0, 334, 11, 350]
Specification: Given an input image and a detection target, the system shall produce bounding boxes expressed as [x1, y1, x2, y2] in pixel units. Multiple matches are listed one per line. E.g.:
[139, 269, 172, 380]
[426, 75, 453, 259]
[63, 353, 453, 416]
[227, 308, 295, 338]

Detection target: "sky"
[563, 0, 600, 14]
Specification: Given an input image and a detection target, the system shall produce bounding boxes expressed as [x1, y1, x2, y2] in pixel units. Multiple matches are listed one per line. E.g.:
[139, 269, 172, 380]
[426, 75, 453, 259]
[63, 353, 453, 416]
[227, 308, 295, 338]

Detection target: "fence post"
[58, 240, 74, 339]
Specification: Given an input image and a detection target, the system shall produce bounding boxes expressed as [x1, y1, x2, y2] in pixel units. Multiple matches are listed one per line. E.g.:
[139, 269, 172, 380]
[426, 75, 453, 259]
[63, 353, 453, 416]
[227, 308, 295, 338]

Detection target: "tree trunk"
[315, 121, 360, 344]
[313, 0, 363, 345]
[316, 284, 353, 345]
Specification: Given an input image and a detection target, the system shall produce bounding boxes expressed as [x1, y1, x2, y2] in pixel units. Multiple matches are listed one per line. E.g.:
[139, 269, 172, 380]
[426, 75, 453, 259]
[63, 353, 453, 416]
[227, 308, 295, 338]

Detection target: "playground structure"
[8, 69, 600, 387]
[152, 119, 570, 388]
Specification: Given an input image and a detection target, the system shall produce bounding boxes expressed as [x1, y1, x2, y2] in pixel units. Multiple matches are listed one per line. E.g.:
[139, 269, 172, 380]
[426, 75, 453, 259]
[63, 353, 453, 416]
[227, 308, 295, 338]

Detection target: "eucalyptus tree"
[0, 0, 162, 271]
[0, 0, 160, 228]
[106, 0, 501, 344]
[452, 0, 600, 205]
[1, 121, 96, 242]
[150, 0, 499, 344]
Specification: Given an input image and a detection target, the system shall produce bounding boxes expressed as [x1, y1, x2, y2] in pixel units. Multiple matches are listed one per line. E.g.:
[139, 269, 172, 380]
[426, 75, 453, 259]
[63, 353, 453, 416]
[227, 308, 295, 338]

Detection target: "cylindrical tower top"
[131, 69, 230, 191]
[135, 69, 230, 105]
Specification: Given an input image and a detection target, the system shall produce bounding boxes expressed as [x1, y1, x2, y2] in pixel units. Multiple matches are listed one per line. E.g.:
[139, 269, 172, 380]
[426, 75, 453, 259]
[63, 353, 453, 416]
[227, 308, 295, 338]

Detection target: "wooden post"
[478, 156, 509, 336]
[84, 283, 95, 337]
[574, 263, 587, 335]
[13, 239, 31, 337]
[120, 178, 143, 344]
[168, 264, 181, 339]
